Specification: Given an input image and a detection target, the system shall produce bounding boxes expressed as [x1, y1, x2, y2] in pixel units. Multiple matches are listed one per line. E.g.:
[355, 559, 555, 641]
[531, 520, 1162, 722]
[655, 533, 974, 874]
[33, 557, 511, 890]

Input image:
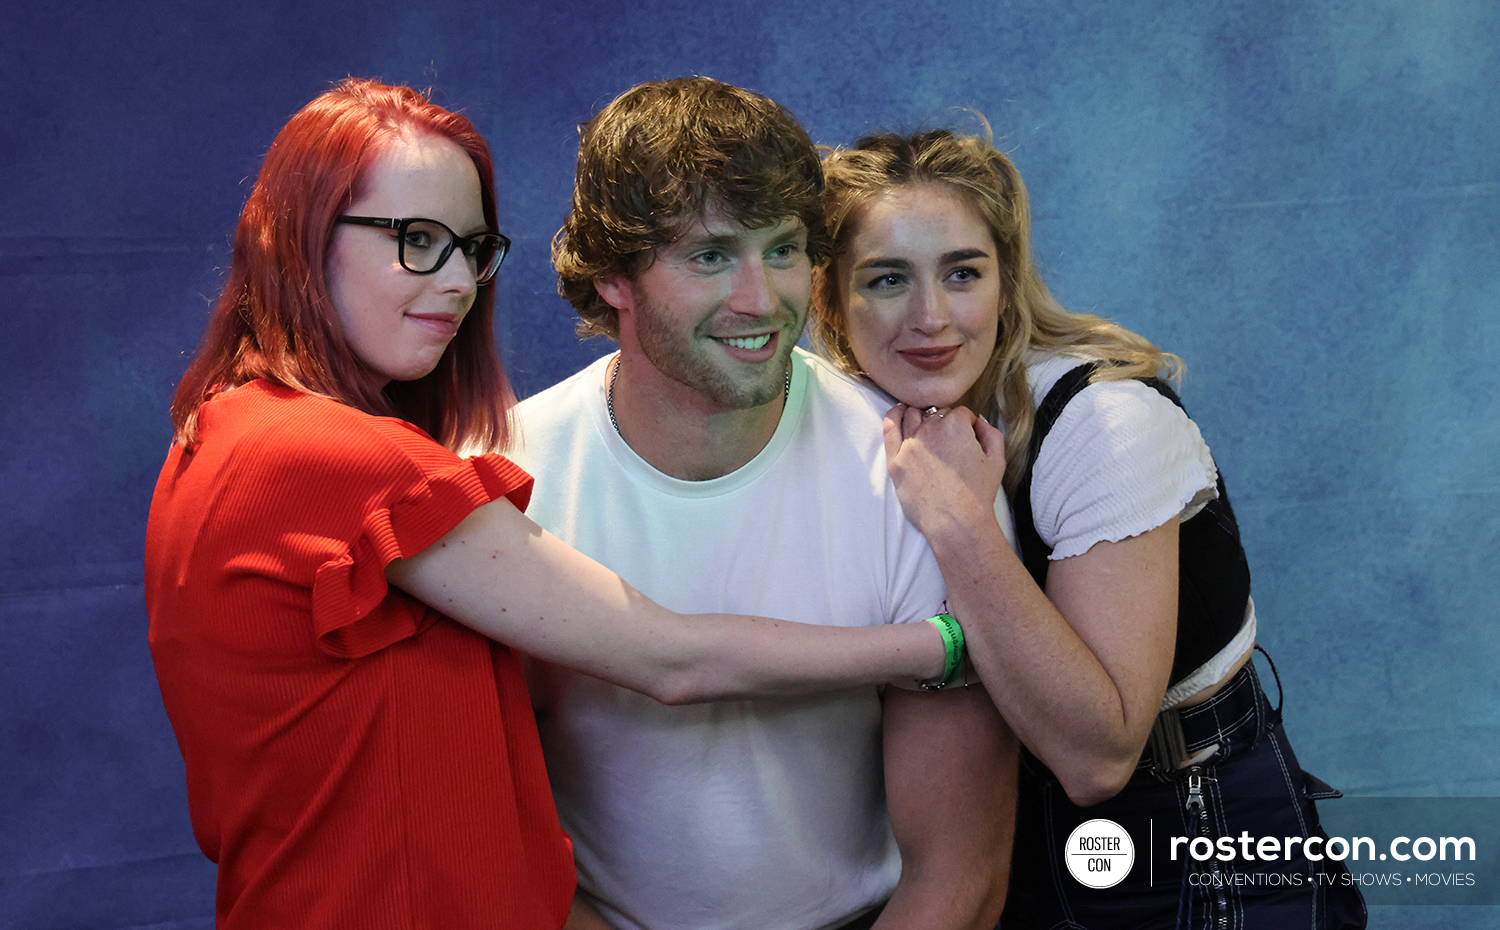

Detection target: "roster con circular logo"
[1065, 819, 1135, 889]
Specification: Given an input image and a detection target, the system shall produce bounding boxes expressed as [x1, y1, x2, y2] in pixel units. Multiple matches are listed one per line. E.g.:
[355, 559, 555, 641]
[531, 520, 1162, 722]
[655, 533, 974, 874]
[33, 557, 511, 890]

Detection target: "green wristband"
[918, 612, 966, 691]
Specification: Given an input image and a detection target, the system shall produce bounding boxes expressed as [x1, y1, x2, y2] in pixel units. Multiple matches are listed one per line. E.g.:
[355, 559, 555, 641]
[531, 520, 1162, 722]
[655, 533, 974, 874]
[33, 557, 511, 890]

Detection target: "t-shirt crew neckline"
[587, 350, 808, 499]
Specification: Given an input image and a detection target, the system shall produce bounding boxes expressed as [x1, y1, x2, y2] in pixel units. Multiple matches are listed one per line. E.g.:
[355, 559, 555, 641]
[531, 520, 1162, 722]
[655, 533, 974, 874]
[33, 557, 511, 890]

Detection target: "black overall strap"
[1008, 361, 1251, 686]
[1011, 361, 1100, 588]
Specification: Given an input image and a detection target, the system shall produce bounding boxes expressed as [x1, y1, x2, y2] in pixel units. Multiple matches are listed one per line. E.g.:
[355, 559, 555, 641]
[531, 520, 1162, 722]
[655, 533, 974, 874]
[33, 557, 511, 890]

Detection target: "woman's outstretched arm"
[882, 403, 1176, 804]
[386, 492, 949, 705]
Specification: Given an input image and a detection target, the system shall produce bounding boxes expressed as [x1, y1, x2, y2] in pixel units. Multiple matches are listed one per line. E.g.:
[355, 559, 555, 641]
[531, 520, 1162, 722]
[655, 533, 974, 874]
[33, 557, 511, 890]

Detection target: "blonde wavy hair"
[810, 126, 1181, 496]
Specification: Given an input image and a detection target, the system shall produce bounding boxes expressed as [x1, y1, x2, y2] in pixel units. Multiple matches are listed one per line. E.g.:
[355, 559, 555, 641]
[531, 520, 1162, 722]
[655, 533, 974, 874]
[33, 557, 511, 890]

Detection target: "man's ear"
[594, 275, 633, 312]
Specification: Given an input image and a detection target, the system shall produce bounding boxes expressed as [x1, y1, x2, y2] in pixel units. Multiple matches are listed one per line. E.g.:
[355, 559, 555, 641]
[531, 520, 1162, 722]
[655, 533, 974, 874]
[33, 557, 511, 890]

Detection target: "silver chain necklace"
[606, 356, 792, 438]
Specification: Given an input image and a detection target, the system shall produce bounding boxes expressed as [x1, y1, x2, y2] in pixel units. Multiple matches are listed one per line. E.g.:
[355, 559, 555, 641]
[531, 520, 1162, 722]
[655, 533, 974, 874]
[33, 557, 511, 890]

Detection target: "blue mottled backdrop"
[2, 1, 1495, 928]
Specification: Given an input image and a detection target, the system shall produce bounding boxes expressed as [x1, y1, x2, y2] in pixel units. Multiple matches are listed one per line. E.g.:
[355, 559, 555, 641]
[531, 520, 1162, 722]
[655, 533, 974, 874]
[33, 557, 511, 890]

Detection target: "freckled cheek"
[871, 302, 909, 350]
[977, 311, 1002, 348]
[842, 301, 872, 351]
[846, 315, 892, 375]
[965, 289, 1003, 343]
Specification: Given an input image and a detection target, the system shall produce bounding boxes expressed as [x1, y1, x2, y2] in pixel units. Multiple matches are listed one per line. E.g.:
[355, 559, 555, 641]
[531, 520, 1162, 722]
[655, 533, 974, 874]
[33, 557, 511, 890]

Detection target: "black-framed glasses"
[337, 216, 510, 285]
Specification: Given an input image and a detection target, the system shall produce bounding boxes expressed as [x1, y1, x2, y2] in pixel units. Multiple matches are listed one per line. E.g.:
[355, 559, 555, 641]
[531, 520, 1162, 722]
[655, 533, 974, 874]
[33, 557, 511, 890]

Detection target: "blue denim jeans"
[1000, 662, 1368, 930]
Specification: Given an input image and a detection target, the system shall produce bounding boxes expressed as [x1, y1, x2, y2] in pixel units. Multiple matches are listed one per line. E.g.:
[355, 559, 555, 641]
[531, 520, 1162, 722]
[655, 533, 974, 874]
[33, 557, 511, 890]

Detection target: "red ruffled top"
[145, 381, 573, 929]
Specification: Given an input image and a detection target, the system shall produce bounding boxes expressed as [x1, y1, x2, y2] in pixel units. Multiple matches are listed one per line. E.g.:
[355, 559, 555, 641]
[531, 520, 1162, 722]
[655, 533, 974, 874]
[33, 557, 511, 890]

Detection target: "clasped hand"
[881, 404, 1007, 537]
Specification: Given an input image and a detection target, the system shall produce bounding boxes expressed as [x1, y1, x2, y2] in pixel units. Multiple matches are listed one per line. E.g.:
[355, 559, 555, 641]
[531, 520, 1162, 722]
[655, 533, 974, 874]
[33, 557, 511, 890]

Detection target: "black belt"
[1141, 647, 1282, 774]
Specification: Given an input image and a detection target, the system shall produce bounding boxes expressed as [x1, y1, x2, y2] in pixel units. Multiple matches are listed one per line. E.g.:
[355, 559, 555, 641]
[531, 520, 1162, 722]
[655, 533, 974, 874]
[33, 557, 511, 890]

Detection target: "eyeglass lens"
[399, 220, 507, 283]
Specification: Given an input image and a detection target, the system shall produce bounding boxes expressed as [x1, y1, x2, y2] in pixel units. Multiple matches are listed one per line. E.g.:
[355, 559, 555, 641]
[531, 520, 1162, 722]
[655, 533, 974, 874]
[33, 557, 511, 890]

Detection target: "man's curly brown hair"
[552, 76, 831, 339]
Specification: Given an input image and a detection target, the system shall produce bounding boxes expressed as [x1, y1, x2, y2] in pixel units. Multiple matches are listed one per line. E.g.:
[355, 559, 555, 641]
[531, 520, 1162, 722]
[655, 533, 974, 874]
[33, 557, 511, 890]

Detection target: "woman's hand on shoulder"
[881, 404, 1006, 538]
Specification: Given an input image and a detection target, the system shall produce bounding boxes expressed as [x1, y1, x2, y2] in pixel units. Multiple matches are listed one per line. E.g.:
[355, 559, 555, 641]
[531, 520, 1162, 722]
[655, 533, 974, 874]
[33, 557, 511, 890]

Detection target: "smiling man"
[505, 77, 1016, 930]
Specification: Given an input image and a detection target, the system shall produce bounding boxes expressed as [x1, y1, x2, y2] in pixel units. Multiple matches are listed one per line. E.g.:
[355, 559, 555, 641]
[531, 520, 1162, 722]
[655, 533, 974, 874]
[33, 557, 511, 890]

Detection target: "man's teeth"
[719, 334, 772, 350]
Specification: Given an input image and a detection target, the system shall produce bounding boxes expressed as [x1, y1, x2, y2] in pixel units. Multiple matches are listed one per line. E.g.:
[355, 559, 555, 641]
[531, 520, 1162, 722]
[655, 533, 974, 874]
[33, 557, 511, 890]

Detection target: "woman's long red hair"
[171, 78, 513, 451]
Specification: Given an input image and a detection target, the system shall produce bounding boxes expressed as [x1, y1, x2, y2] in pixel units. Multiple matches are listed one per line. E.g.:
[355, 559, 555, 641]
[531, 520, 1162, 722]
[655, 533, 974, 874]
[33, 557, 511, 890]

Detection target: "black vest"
[1010, 362, 1251, 686]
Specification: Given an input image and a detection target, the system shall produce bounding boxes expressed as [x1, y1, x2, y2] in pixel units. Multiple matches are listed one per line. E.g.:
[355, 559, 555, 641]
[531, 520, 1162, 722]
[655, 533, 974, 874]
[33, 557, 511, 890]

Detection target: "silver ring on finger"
[922, 406, 944, 419]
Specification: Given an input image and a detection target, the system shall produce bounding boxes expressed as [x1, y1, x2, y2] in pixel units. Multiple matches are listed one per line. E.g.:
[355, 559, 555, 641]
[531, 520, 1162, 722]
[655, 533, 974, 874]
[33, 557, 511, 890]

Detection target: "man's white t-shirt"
[508, 349, 949, 930]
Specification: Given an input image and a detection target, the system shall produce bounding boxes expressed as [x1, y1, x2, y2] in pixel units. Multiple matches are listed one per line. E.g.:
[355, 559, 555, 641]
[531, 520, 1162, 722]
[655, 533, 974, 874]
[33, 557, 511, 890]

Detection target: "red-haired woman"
[144, 79, 959, 930]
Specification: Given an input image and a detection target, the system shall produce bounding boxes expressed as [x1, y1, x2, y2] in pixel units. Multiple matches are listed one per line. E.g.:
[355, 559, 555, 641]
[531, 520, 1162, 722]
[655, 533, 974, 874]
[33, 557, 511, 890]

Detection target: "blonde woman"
[812, 128, 1366, 930]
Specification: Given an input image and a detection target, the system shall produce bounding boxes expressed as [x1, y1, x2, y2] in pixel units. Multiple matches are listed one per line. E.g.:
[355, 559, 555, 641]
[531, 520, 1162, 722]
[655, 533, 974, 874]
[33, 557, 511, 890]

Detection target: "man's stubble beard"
[632, 296, 803, 410]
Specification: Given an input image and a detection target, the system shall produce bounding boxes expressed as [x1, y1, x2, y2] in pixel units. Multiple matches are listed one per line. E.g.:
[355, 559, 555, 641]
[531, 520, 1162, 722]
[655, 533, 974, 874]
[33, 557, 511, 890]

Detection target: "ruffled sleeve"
[1031, 379, 1218, 560]
[309, 451, 533, 659]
